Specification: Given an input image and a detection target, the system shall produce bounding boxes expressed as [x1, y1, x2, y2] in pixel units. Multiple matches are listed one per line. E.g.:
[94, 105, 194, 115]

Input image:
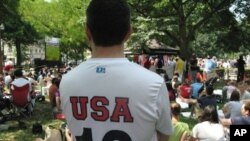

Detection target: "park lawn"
[0, 97, 64, 141]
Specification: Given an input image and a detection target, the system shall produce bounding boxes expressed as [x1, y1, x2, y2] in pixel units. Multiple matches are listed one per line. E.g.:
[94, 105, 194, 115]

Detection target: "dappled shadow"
[0, 96, 65, 141]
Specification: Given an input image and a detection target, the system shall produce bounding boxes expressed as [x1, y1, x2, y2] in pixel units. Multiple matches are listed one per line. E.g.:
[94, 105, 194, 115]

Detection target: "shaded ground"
[0, 97, 64, 141]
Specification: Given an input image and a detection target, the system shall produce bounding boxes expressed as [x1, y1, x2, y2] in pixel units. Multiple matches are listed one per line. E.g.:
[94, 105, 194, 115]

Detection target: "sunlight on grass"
[0, 97, 65, 141]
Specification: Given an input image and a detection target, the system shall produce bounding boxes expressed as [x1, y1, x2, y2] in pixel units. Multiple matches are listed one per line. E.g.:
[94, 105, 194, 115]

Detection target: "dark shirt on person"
[190, 58, 199, 71]
[231, 116, 250, 125]
[237, 58, 246, 70]
[197, 95, 217, 109]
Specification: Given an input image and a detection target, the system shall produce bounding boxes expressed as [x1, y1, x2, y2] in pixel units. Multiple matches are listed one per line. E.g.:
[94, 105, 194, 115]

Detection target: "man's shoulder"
[11, 78, 30, 86]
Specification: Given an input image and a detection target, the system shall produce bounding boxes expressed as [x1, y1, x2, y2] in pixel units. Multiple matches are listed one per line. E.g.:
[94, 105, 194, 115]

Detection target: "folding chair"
[10, 84, 32, 118]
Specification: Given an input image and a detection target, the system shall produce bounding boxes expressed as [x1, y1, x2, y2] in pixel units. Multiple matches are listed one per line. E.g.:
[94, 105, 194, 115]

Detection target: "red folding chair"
[10, 84, 32, 118]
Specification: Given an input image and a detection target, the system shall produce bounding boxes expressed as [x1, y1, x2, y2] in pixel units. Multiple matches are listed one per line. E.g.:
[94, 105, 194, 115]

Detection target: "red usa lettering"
[70, 96, 134, 122]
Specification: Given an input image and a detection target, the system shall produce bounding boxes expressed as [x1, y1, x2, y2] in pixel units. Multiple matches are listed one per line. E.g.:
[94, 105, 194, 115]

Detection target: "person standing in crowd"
[175, 56, 185, 82]
[49, 77, 61, 113]
[190, 54, 199, 83]
[203, 56, 216, 81]
[59, 0, 173, 141]
[165, 57, 175, 80]
[236, 54, 246, 82]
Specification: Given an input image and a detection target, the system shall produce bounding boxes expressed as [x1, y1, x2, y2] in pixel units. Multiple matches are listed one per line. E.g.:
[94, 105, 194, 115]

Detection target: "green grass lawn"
[0, 97, 64, 141]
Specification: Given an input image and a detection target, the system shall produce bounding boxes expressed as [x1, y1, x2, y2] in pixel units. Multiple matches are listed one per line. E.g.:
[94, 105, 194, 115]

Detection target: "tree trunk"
[15, 38, 22, 68]
[177, 0, 191, 60]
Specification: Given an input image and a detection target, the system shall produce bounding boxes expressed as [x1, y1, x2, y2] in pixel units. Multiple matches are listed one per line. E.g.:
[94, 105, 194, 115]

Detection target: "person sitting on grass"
[192, 105, 225, 141]
[180, 85, 217, 118]
[222, 90, 243, 118]
[169, 102, 195, 141]
[220, 100, 250, 126]
[240, 82, 250, 100]
[190, 77, 204, 99]
[171, 73, 181, 95]
[11, 69, 33, 113]
[178, 78, 192, 99]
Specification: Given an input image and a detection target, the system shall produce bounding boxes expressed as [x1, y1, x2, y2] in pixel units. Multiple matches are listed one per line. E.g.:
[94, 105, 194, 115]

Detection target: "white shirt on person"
[60, 58, 173, 141]
[4, 75, 12, 86]
[192, 121, 225, 141]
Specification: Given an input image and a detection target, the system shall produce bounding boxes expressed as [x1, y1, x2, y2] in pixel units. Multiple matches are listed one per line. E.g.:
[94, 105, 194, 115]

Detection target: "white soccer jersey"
[60, 58, 173, 141]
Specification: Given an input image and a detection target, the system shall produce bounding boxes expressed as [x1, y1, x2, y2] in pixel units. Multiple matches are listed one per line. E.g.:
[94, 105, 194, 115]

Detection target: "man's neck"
[91, 45, 125, 58]
[172, 116, 179, 123]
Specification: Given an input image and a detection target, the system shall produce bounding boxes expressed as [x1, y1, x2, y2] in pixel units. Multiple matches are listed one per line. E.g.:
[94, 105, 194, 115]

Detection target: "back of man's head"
[14, 69, 23, 77]
[171, 102, 181, 116]
[86, 0, 131, 47]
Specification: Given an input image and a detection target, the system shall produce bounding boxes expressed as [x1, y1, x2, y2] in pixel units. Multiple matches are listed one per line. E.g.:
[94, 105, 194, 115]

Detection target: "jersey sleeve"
[155, 83, 173, 135]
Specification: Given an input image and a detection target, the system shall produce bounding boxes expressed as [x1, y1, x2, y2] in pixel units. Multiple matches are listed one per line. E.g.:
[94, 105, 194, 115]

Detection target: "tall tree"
[128, 0, 239, 59]
[19, 0, 89, 63]
[1, 0, 39, 67]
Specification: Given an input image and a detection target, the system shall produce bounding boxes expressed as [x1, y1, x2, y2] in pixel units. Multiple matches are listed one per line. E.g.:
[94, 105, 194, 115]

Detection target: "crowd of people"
[134, 51, 249, 83]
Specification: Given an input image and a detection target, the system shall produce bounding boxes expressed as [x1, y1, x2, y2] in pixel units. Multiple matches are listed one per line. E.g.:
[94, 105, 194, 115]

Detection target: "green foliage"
[0, 0, 40, 66]
[128, 0, 249, 59]
[19, 0, 89, 62]
[1, 0, 250, 62]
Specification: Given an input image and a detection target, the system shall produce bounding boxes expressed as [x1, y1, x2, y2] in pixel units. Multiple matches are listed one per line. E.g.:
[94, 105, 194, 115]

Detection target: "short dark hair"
[14, 69, 23, 77]
[52, 78, 61, 88]
[86, 0, 131, 47]
[206, 86, 214, 95]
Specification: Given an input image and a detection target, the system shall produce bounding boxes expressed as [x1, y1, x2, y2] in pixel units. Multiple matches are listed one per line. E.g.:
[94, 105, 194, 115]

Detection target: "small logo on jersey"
[96, 66, 106, 73]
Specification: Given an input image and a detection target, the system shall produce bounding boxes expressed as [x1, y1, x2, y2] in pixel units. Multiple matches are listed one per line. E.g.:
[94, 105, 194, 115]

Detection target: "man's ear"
[123, 26, 133, 42]
[85, 24, 92, 41]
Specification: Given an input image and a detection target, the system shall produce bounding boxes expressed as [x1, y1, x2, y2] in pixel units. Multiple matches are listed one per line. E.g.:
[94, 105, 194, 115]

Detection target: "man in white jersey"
[59, 0, 173, 141]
